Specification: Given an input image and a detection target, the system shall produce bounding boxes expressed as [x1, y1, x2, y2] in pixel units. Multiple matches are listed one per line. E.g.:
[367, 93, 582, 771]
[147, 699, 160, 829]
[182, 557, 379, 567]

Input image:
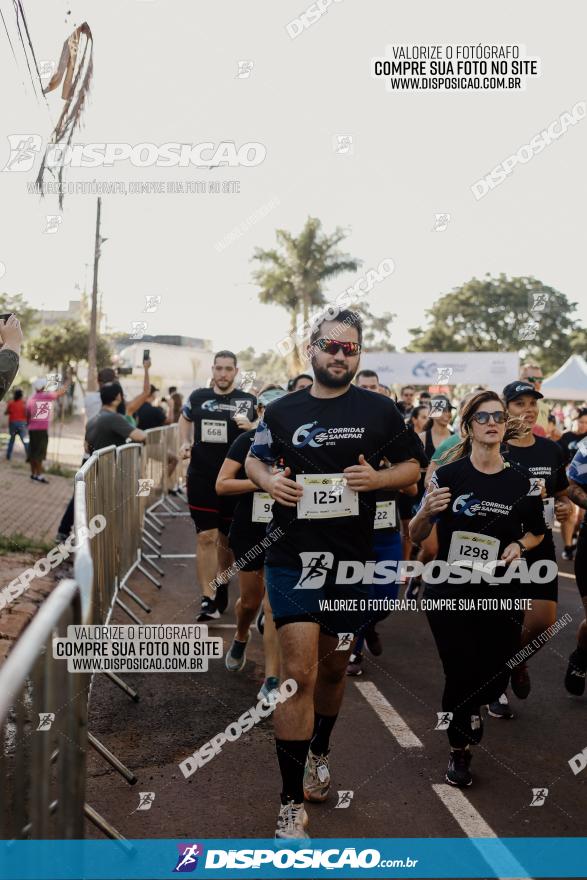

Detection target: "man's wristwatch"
[514, 539, 527, 555]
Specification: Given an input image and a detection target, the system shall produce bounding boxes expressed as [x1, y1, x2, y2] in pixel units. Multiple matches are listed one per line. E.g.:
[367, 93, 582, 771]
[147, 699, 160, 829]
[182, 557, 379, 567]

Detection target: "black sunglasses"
[314, 338, 362, 357]
[471, 411, 507, 425]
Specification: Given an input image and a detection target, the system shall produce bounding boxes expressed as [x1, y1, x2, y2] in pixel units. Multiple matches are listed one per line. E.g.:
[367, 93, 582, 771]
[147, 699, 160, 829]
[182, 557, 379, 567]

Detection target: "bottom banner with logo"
[1, 838, 586, 878]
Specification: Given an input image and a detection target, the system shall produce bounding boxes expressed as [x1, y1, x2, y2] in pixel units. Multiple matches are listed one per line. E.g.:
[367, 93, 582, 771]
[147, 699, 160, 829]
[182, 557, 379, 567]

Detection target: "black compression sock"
[276, 738, 311, 805]
[310, 712, 338, 756]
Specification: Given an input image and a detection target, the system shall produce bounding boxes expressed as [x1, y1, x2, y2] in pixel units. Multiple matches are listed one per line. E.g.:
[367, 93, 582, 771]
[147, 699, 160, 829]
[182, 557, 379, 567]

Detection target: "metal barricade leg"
[104, 671, 139, 702]
[88, 732, 137, 784]
[137, 562, 163, 587]
[120, 584, 151, 613]
[141, 552, 165, 576]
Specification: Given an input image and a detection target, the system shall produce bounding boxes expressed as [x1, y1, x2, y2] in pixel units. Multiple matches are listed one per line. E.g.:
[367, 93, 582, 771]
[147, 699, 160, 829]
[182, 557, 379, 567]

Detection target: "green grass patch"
[45, 462, 75, 479]
[0, 533, 53, 556]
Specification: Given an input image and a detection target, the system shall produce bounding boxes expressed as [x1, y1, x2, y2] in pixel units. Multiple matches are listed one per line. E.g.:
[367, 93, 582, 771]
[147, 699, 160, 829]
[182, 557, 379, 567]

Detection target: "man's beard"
[312, 359, 356, 389]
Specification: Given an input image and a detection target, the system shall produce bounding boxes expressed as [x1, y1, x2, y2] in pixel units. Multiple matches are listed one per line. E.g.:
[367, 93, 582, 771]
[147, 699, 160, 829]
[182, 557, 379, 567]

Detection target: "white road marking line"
[432, 784, 532, 879]
[156, 512, 190, 517]
[354, 681, 423, 748]
[559, 571, 576, 580]
[144, 554, 196, 559]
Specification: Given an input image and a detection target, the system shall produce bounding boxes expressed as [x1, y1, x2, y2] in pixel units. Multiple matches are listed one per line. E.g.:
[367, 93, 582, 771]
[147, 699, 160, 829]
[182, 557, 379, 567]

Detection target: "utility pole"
[87, 197, 101, 391]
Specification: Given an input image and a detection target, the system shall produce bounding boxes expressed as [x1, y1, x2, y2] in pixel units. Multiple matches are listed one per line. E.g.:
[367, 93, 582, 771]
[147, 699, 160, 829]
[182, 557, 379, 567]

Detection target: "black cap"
[100, 382, 124, 405]
[503, 381, 544, 403]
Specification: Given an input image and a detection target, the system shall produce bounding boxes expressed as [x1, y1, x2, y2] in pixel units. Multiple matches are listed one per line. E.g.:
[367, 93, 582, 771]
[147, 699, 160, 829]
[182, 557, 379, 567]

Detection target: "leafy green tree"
[0, 293, 39, 334]
[408, 274, 581, 374]
[252, 217, 361, 371]
[236, 347, 289, 389]
[353, 303, 396, 352]
[26, 320, 112, 382]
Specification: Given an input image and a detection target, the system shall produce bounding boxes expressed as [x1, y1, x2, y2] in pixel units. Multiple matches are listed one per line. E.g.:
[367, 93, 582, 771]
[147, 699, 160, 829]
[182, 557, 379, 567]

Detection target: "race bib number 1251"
[296, 474, 359, 520]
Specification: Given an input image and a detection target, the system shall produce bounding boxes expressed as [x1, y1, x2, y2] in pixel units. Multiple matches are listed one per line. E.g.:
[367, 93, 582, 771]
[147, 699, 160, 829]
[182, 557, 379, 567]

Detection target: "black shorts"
[28, 429, 48, 463]
[187, 468, 235, 535]
[575, 524, 587, 599]
[520, 531, 558, 602]
[228, 523, 267, 572]
[265, 565, 369, 637]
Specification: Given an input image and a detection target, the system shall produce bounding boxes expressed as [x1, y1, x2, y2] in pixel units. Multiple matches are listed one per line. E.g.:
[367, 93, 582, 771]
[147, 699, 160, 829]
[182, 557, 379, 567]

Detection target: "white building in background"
[39, 300, 83, 326]
[115, 336, 215, 399]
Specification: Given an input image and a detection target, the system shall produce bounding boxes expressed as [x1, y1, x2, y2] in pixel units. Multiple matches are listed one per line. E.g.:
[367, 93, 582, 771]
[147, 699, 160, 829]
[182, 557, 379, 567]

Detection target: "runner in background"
[487, 381, 572, 718]
[410, 390, 546, 788]
[558, 408, 587, 560]
[409, 395, 455, 592]
[215, 386, 285, 703]
[179, 351, 257, 621]
[423, 393, 476, 488]
[565, 442, 587, 695]
[346, 370, 421, 675]
[167, 386, 184, 423]
[397, 385, 416, 421]
[287, 374, 313, 393]
[519, 363, 550, 436]
[398, 405, 430, 572]
[246, 311, 421, 838]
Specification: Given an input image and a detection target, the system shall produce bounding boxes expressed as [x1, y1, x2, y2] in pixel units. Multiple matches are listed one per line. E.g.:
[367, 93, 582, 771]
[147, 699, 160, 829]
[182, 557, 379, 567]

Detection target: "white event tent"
[541, 355, 587, 400]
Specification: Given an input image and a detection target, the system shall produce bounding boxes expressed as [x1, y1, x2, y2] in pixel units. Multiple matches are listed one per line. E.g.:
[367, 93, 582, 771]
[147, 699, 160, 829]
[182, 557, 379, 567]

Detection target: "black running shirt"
[249, 385, 422, 568]
[432, 457, 546, 558]
[504, 437, 568, 528]
[182, 388, 256, 476]
[225, 428, 271, 541]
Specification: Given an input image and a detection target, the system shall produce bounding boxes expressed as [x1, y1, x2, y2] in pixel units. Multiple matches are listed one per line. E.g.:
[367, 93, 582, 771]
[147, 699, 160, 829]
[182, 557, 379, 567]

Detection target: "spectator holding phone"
[0, 314, 23, 402]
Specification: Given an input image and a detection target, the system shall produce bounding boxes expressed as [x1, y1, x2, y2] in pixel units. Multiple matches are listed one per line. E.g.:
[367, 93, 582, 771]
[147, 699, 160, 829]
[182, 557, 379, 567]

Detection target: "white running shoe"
[303, 749, 330, 802]
[274, 800, 309, 839]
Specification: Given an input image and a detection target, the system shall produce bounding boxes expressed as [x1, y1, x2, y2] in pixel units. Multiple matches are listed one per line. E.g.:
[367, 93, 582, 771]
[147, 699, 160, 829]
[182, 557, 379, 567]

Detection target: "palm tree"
[251, 217, 361, 371]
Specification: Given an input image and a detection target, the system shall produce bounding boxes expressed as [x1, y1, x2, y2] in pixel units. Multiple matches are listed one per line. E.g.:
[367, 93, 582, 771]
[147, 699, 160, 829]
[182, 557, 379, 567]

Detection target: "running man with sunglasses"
[245, 310, 422, 838]
[410, 390, 546, 788]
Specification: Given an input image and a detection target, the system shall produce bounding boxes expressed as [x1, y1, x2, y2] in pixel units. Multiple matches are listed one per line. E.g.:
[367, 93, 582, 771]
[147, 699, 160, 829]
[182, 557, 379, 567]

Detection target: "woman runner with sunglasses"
[410, 391, 546, 787]
[486, 381, 573, 718]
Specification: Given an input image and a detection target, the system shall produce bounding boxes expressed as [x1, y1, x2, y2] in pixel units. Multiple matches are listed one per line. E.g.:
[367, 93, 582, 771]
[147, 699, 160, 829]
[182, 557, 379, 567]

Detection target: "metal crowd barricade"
[116, 443, 161, 603]
[0, 579, 117, 839]
[75, 447, 118, 626]
[0, 426, 185, 842]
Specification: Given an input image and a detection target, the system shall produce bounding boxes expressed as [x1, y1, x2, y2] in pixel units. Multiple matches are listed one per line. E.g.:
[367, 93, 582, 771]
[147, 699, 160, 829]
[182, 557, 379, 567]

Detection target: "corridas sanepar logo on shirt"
[292, 421, 365, 448]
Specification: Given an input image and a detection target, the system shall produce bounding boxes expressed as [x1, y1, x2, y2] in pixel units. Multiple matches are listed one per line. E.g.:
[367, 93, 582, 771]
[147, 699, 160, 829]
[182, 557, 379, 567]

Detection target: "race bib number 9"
[447, 531, 500, 565]
[374, 499, 396, 530]
[201, 419, 227, 443]
[252, 492, 274, 523]
[296, 474, 359, 520]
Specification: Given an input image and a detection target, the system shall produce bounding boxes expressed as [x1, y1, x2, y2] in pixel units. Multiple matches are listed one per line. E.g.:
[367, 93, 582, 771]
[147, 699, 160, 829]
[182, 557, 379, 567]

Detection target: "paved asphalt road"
[84, 501, 587, 876]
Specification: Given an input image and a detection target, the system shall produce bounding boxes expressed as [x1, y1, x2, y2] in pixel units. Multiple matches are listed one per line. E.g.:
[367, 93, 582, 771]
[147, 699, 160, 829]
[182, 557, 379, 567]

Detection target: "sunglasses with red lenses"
[314, 337, 362, 357]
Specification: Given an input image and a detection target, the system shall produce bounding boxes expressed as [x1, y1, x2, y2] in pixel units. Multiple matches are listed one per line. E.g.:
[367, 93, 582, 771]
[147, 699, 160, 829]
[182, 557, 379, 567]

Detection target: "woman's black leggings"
[427, 605, 523, 748]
